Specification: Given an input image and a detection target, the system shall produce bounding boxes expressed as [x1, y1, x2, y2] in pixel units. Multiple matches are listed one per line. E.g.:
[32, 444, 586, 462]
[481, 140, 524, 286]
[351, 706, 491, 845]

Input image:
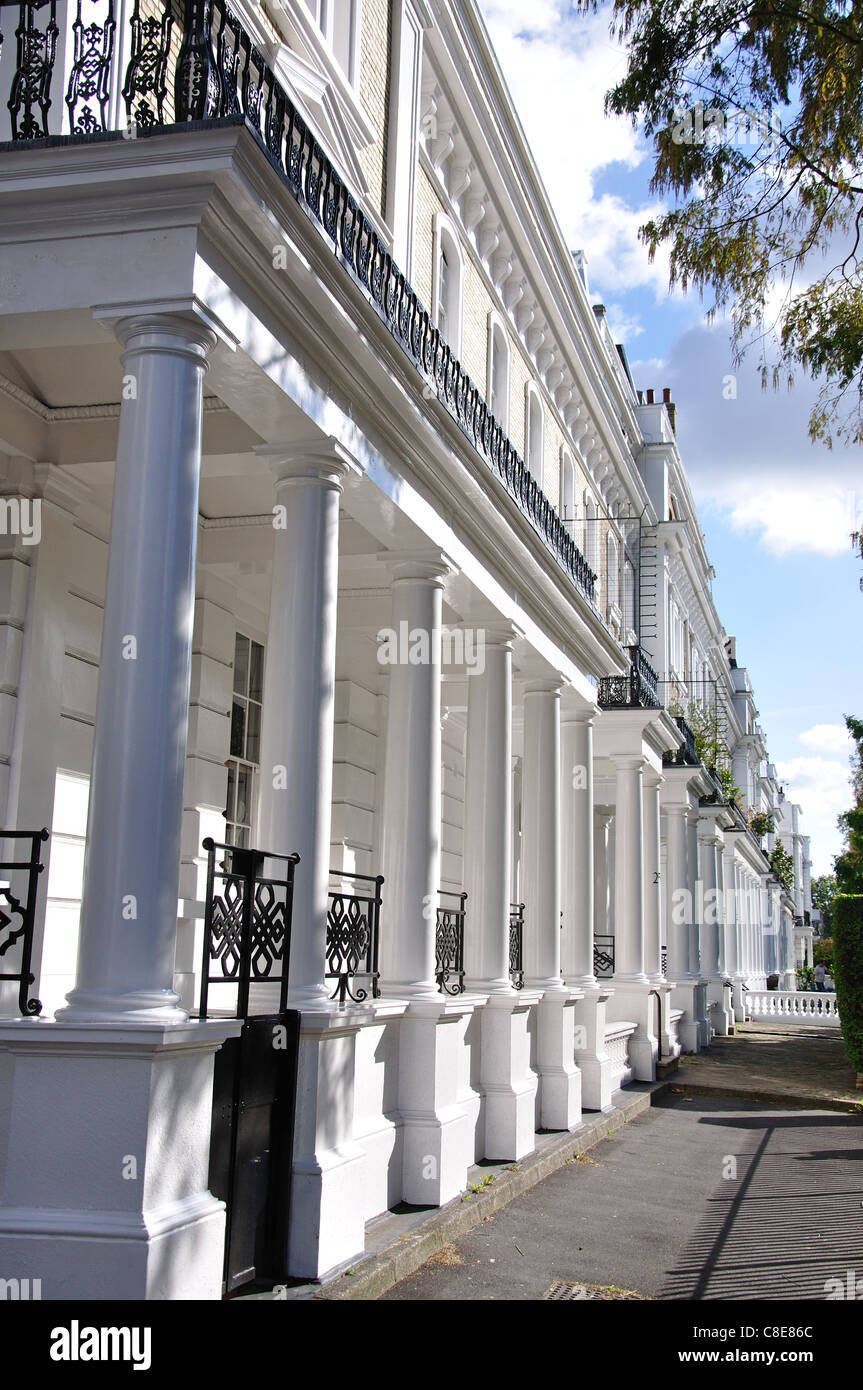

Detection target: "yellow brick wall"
[413, 165, 442, 312]
[358, 0, 392, 220]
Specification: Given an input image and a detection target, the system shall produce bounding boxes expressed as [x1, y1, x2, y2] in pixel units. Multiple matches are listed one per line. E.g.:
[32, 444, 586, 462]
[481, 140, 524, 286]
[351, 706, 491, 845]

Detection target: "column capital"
[94, 296, 237, 352]
[458, 616, 523, 650]
[377, 548, 457, 584]
[522, 674, 566, 697]
[255, 437, 364, 487]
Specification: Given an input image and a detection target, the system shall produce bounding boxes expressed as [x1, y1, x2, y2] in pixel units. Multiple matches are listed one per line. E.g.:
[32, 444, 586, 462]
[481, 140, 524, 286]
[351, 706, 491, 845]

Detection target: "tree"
[812, 872, 837, 932]
[834, 714, 863, 894]
[581, 1, 863, 445]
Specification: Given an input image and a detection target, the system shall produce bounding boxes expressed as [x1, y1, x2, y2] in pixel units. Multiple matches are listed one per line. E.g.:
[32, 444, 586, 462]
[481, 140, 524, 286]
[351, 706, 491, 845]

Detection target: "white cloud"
[774, 755, 851, 874]
[798, 723, 854, 755]
[478, 1, 673, 298]
[633, 323, 863, 556]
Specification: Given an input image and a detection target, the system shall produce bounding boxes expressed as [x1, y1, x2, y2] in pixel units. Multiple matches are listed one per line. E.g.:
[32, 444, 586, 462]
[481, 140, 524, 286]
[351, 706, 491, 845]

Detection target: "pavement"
[380, 1094, 863, 1301]
[240, 1018, 863, 1301]
[672, 1020, 862, 1112]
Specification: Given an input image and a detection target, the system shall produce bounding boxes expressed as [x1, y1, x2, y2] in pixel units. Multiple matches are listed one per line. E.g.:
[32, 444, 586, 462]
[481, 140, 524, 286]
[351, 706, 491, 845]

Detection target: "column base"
[0, 1019, 238, 1299]
[732, 976, 748, 1023]
[669, 980, 701, 1053]
[477, 992, 538, 1161]
[605, 981, 659, 1081]
[397, 998, 474, 1206]
[707, 977, 733, 1036]
[571, 985, 616, 1112]
[534, 988, 582, 1132]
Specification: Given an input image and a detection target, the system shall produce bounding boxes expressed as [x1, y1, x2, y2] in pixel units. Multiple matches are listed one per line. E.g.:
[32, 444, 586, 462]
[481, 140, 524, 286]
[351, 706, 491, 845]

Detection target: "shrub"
[833, 895, 863, 1074]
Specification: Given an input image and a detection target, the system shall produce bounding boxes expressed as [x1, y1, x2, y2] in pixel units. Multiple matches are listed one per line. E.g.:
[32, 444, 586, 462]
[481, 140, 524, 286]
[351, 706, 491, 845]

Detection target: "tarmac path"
[381, 1094, 863, 1301]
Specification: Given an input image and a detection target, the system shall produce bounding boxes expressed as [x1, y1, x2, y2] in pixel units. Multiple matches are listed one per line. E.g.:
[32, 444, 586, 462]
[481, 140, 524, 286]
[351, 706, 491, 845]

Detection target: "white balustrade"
[746, 991, 840, 1024]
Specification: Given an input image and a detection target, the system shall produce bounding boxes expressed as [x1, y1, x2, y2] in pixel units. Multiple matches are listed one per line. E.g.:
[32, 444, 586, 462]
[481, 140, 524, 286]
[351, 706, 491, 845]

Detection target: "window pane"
[236, 767, 251, 828]
[225, 762, 236, 824]
[230, 701, 246, 758]
[249, 641, 264, 702]
[233, 633, 249, 696]
[246, 702, 261, 764]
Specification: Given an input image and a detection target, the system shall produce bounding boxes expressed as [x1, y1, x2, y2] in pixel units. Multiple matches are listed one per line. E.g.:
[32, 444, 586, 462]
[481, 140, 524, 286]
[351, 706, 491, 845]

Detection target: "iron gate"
[199, 837, 300, 1294]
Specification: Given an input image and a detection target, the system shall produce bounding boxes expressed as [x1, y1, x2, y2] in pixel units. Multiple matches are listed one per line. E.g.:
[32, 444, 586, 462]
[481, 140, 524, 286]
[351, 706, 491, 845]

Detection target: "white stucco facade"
[0, 0, 812, 1298]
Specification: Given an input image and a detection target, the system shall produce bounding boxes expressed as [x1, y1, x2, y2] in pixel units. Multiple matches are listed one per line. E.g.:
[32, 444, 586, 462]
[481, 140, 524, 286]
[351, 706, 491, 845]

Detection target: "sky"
[477, 0, 863, 876]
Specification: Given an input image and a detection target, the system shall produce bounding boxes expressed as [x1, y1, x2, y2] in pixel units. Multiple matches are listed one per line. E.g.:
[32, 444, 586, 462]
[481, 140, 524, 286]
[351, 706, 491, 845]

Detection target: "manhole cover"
[543, 1280, 647, 1301]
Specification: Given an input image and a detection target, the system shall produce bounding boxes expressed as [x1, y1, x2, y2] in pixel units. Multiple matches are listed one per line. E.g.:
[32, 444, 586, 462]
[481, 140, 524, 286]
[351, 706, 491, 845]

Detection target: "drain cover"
[543, 1280, 646, 1301]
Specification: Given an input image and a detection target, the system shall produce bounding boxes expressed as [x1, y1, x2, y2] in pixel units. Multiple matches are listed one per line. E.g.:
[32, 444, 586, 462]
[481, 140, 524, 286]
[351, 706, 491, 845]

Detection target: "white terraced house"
[0, 0, 814, 1298]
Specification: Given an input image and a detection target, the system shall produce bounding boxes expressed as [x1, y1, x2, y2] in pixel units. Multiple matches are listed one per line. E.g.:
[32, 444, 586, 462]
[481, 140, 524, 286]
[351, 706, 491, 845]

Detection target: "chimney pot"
[646, 388, 655, 404]
[663, 387, 671, 403]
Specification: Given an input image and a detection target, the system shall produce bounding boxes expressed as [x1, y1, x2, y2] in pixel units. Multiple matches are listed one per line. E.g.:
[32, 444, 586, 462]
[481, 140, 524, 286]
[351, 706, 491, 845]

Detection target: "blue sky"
[479, 0, 863, 874]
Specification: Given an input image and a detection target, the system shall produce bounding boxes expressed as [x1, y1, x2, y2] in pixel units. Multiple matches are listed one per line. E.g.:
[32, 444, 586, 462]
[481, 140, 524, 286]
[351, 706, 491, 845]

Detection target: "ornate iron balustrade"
[0, 827, 49, 1017]
[509, 902, 524, 990]
[0, 0, 597, 608]
[598, 645, 660, 711]
[593, 933, 615, 979]
[326, 869, 383, 1005]
[198, 837, 299, 1019]
[662, 714, 699, 768]
[436, 890, 466, 996]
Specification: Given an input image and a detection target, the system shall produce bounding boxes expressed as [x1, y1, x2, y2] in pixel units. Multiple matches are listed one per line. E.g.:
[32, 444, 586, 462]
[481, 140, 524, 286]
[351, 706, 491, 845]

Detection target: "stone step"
[655, 1056, 680, 1080]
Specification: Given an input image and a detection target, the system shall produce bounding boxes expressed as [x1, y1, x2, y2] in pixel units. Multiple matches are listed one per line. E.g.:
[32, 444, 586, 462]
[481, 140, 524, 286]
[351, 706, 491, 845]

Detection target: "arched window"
[606, 531, 620, 612]
[560, 448, 576, 525]
[434, 214, 464, 354]
[623, 557, 636, 638]
[487, 312, 511, 429]
[525, 382, 544, 486]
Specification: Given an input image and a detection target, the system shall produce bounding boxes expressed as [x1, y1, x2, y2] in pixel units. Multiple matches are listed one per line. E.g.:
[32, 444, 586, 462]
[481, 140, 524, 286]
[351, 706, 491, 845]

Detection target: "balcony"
[0, 0, 597, 608]
[662, 714, 699, 768]
[597, 645, 660, 711]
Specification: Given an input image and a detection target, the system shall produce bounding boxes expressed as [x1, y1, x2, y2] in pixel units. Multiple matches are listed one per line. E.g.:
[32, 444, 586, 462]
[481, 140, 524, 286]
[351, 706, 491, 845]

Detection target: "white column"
[612, 756, 646, 983]
[464, 626, 537, 1157]
[379, 555, 451, 997]
[561, 708, 596, 987]
[1, 311, 238, 1301]
[643, 770, 662, 982]
[522, 677, 579, 1130]
[464, 626, 515, 992]
[665, 807, 690, 979]
[698, 824, 721, 980]
[522, 680, 563, 989]
[61, 314, 216, 1024]
[256, 441, 359, 1007]
[378, 555, 471, 1205]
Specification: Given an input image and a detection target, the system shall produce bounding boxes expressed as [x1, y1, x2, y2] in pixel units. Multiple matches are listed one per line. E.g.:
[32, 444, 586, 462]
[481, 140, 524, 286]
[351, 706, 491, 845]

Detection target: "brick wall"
[358, 0, 392, 220]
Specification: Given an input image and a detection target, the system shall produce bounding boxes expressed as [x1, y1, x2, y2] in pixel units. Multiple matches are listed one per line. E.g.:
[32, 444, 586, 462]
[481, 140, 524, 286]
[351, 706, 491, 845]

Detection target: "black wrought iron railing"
[662, 714, 699, 768]
[598, 645, 660, 711]
[0, 0, 597, 607]
[198, 837, 299, 1019]
[0, 827, 49, 1017]
[509, 902, 524, 990]
[661, 945, 668, 977]
[436, 890, 466, 996]
[326, 869, 383, 1005]
[593, 933, 615, 979]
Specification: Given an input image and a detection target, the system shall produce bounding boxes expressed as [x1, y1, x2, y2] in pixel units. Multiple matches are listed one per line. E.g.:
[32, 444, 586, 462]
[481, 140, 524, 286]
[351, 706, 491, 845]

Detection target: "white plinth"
[0, 1019, 238, 1299]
